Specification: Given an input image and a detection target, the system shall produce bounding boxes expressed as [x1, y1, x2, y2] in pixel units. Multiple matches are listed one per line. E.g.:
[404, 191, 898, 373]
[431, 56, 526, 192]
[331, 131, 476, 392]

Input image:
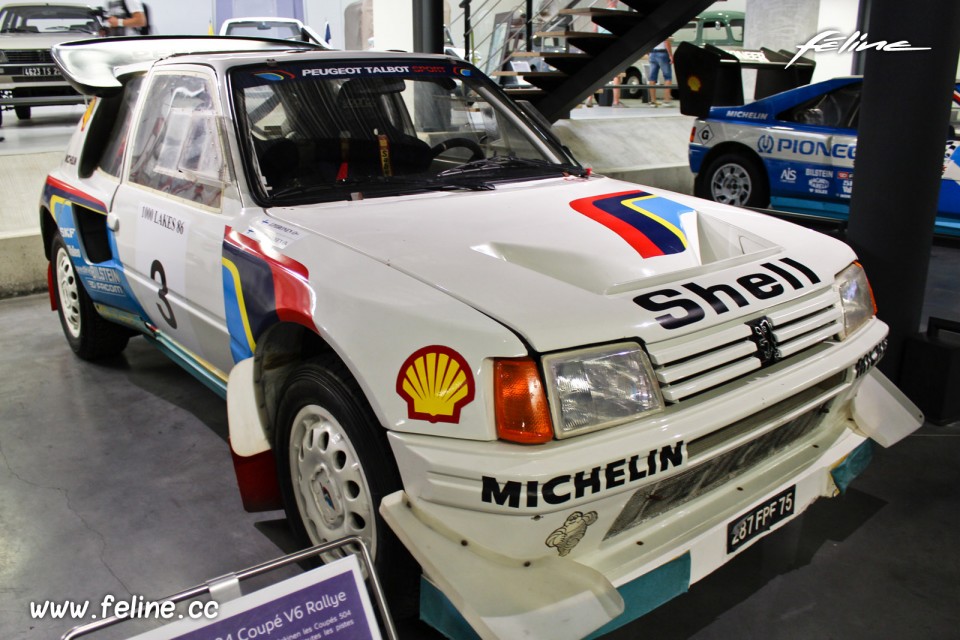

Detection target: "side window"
[779, 84, 861, 129]
[98, 75, 145, 178]
[129, 73, 227, 209]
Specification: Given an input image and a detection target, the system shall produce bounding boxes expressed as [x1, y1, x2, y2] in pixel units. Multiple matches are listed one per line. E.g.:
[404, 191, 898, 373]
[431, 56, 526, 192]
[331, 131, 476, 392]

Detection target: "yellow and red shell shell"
[396, 346, 475, 424]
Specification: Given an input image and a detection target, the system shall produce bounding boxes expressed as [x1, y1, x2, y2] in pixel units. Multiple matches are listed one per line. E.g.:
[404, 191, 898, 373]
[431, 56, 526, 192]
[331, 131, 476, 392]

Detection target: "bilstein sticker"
[397, 346, 475, 424]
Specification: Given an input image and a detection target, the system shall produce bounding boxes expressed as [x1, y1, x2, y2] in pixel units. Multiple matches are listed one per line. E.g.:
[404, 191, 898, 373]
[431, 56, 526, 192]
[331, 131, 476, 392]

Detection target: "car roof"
[0, 2, 99, 8]
[222, 17, 305, 25]
[53, 35, 454, 96]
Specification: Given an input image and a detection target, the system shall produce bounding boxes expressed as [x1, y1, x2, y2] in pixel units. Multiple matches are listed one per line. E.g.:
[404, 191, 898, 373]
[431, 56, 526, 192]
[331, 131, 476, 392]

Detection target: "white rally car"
[43, 37, 921, 639]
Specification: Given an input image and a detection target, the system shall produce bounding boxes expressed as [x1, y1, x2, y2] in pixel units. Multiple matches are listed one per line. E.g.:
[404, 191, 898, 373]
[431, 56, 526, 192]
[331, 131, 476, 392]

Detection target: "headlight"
[543, 342, 663, 438]
[836, 262, 876, 338]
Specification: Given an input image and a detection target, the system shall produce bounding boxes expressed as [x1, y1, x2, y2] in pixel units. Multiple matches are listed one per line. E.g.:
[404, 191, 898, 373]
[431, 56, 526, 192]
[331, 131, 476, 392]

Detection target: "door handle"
[106, 211, 120, 232]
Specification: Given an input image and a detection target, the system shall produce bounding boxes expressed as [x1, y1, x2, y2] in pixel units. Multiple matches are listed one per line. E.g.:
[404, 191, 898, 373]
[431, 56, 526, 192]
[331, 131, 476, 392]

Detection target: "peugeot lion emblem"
[748, 317, 781, 366]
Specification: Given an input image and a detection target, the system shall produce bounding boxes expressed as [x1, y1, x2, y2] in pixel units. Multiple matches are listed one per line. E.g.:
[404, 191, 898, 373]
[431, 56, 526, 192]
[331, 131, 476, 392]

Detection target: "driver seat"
[332, 78, 433, 176]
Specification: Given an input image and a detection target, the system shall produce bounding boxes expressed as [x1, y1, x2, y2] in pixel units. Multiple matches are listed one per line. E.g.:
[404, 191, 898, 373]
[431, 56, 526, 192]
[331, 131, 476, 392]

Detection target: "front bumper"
[381, 320, 922, 639]
[0, 84, 83, 107]
[0, 71, 82, 107]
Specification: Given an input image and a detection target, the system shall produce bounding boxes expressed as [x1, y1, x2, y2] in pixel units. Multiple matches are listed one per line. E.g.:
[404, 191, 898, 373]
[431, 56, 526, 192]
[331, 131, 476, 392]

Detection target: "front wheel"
[276, 357, 418, 614]
[695, 152, 770, 208]
[15, 105, 31, 120]
[623, 68, 645, 101]
[50, 233, 130, 360]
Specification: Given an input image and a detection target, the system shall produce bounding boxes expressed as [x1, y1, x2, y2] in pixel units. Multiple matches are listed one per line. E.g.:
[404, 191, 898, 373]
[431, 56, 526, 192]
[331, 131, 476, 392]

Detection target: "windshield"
[225, 20, 302, 39]
[0, 5, 101, 34]
[230, 59, 578, 204]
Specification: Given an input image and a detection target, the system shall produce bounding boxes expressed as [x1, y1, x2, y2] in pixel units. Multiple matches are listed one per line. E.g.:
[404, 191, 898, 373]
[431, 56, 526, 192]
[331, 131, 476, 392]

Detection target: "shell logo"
[396, 346, 475, 424]
[687, 75, 702, 93]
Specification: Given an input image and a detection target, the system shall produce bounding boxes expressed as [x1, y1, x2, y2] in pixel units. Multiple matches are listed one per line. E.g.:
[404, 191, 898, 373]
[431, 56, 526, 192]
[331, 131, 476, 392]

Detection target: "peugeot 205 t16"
[42, 36, 921, 639]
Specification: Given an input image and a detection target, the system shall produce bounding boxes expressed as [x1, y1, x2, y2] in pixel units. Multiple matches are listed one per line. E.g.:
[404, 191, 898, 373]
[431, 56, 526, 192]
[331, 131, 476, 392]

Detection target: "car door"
[112, 68, 240, 377]
[938, 90, 960, 226]
[768, 82, 860, 208]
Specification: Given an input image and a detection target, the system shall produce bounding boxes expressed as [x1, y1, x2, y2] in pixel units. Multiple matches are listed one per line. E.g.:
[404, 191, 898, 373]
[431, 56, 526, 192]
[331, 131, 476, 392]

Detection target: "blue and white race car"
[689, 76, 960, 236]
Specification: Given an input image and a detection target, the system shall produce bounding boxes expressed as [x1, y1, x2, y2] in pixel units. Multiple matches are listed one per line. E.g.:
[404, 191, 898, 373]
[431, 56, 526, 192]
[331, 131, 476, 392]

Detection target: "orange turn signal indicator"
[493, 358, 554, 444]
[854, 261, 878, 315]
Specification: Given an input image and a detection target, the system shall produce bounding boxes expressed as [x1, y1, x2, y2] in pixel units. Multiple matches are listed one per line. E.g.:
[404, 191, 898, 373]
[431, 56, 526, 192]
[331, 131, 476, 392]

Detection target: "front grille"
[646, 288, 843, 403]
[10, 86, 76, 97]
[4, 50, 54, 64]
[604, 403, 828, 540]
[14, 75, 64, 83]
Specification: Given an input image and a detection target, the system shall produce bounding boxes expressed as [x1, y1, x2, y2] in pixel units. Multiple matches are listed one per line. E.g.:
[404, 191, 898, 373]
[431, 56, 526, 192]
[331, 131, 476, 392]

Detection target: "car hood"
[267, 176, 855, 351]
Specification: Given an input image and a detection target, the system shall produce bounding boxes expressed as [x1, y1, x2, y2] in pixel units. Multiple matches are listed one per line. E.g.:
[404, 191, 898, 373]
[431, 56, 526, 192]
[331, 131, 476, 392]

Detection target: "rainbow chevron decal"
[570, 190, 690, 258]
[222, 227, 312, 363]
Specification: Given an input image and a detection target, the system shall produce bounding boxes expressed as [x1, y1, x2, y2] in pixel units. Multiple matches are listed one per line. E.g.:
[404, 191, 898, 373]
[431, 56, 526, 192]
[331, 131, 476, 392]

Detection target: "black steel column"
[526, 0, 533, 52]
[460, 0, 471, 61]
[846, 0, 960, 381]
[413, 0, 444, 54]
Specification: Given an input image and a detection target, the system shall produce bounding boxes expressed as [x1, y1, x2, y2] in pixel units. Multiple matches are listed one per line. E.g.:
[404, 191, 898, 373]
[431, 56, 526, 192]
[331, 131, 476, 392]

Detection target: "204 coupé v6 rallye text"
[43, 37, 922, 639]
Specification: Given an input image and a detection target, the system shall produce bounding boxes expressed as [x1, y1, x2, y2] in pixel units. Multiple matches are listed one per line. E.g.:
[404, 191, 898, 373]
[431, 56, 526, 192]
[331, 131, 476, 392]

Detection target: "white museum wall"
[811, 0, 860, 83]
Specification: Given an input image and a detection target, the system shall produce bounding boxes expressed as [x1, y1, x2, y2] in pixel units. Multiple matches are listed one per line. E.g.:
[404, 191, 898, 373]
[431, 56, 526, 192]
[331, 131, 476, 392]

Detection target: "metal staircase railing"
[452, 0, 715, 121]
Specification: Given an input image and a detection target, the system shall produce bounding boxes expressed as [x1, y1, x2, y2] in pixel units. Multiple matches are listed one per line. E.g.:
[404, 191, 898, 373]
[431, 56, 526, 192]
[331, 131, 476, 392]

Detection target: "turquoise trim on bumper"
[830, 439, 874, 494]
[420, 553, 691, 640]
[421, 578, 481, 640]
[584, 553, 690, 639]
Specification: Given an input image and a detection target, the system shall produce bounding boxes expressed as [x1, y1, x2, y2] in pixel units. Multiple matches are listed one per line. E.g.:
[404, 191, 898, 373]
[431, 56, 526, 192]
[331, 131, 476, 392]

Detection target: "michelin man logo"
[545, 511, 598, 557]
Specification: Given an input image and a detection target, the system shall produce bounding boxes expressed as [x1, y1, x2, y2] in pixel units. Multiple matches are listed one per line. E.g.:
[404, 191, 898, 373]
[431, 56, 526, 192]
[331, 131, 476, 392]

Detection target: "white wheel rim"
[710, 162, 753, 205]
[56, 246, 82, 339]
[289, 405, 377, 559]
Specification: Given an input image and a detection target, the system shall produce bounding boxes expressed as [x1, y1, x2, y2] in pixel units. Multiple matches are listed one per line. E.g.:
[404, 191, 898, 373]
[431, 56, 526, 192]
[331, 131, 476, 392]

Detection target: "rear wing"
[674, 42, 815, 118]
[53, 35, 327, 96]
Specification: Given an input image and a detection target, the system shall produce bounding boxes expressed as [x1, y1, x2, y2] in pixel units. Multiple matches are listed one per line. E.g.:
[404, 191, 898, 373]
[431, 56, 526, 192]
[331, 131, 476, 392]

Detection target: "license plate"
[23, 66, 58, 77]
[726, 485, 795, 553]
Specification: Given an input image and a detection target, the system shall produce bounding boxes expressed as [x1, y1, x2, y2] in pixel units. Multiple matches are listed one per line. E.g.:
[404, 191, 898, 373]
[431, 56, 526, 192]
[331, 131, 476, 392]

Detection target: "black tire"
[623, 68, 645, 101]
[50, 233, 130, 360]
[275, 356, 419, 616]
[695, 152, 770, 208]
[15, 105, 31, 120]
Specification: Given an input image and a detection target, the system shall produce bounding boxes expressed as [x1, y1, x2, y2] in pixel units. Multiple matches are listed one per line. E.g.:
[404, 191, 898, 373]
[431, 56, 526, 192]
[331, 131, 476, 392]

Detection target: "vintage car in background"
[620, 9, 744, 99]
[689, 76, 960, 236]
[0, 2, 101, 125]
[43, 36, 920, 639]
[219, 16, 327, 46]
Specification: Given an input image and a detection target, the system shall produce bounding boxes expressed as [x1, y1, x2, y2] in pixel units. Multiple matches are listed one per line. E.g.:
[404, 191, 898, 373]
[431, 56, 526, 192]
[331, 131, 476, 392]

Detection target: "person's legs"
[647, 54, 662, 105]
[660, 54, 674, 105]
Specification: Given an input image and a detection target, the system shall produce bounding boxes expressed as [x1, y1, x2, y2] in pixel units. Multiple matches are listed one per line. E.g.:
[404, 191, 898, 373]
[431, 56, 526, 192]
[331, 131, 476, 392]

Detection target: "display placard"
[130, 554, 381, 640]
